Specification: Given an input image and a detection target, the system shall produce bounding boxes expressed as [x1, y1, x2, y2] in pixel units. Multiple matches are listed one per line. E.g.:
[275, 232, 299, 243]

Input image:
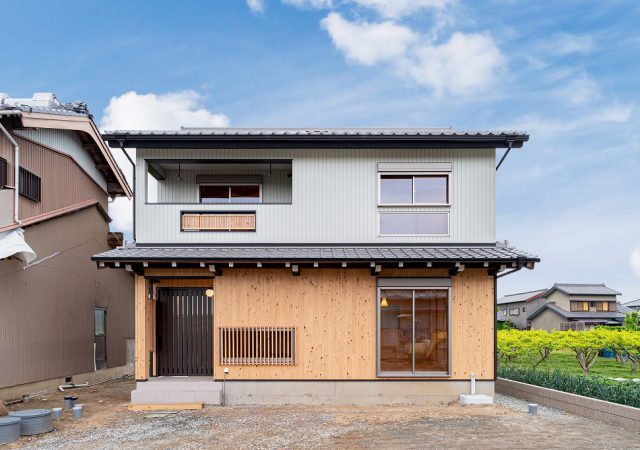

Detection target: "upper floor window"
[570, 301, 589, 312]
[595, 301, 616, 312]
[19, 167, 41, 202]
[200, 184, 261, 204]
[379, 174, 449, 205]
[0, 157, 7, 188]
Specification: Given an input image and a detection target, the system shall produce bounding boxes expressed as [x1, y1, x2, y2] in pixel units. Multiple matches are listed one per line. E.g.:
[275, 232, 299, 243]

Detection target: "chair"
[424, 330, 447, 361]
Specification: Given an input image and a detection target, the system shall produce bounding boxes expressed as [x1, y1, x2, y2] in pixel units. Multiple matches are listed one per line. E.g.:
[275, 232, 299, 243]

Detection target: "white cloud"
[321, 13, 417, 66]
[100, 90, 229, 239]
[350, 0, 454, 19]
[556, 75, 602, 106]
[631, 246, 640, 277]
[101, 90, 229, 130]
[282, 0, 332, 8]
[405, 32, 504, 95]
[545, 33, 594, 56]
[247, 0, 265, 12]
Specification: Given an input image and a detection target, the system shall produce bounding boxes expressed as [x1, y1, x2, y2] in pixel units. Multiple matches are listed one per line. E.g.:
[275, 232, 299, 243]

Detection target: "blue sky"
[2, 0, 639, 300]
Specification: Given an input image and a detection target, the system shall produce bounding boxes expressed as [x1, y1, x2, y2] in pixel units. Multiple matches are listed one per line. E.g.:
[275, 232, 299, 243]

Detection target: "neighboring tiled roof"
[544, 283, 621, 297]
[1, 104, 89, 117]
[623, 298, 640, 307]
[617, 303, 634, 314]
[103, 127, 528, 137]
[92, 244, 539, 262]
[497, 289, 546, 305]
[528, 303, 626, 322]
[497, 310, 508, 322]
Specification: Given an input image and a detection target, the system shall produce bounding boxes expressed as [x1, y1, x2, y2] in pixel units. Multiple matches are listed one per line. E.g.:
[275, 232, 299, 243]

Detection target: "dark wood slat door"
[156, 288, 213, 376]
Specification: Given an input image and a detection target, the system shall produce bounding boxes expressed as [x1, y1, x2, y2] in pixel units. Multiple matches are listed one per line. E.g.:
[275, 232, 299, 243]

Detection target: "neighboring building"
[529, 283, 625, 331]
[0, 93, 134, 394]
[497, 289, 546, 329]
[623, 299, 640, 312]
[92, 127, 538, 405]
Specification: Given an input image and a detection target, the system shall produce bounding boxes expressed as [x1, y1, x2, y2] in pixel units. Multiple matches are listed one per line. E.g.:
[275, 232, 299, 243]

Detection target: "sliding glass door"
[378, 287, 449, 376]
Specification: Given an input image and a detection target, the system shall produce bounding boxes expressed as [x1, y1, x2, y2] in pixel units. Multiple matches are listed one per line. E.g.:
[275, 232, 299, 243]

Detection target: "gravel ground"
[5, 379, 640, 449]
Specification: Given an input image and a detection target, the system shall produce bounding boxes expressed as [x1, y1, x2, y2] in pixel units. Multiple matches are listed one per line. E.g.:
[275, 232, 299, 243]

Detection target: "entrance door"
[156, 288, 213, 376]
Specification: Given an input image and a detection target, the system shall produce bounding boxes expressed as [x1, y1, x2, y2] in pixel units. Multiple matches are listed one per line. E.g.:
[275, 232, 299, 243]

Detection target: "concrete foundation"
[132, 378, 494, 406]
[223, 380, 493, 405]
[0, 365, 132, 402]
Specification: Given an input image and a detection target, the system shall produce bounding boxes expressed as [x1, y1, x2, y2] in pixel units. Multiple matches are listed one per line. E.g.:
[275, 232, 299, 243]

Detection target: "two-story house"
[0, 93, 133, 397]
[528, 283, 627, 331]
[496, 289, 546, 329]
[92, 128, 538, 406]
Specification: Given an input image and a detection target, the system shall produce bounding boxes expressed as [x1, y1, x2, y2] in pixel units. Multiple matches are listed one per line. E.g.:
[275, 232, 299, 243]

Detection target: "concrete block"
[459, 394, 493, 405]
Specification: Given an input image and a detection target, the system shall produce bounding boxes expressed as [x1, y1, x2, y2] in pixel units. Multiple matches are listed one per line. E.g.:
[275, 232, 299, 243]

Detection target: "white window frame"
[377, 172, 451, 207]
[377, 211, 450, 237]
[509, 308, 520, 316]
[199, 183, 263, 204]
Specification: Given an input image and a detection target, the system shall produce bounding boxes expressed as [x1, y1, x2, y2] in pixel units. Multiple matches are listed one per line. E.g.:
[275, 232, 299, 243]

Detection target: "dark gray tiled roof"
[103, 127, 528, 137]
[497, 289, 546, 305]
[545, 283, 621, 296]
[623, 298, 640, 307]
[528, 303, 625, 321]
[0, 104, 89, 117]
[92, 244, 539, 262]
[497, 310, 508, 322]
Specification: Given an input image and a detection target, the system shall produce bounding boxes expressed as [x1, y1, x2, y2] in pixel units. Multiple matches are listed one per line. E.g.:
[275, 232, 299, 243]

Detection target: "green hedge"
[498, 365, 640, 408]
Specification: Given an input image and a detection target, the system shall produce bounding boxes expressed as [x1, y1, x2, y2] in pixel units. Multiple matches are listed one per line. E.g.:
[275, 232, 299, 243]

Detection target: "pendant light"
[380, 296, 388, 307]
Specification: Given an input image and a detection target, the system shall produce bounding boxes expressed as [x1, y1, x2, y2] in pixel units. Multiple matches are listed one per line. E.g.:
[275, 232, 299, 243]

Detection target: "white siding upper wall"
[135, 147, 496, 244]
[14, 129, 108, 190]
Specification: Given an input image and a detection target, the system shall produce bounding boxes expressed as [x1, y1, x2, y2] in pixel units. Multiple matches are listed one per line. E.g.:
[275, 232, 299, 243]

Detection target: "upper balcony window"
[200, 185, 261, 204]
[145, 159, 292, 205]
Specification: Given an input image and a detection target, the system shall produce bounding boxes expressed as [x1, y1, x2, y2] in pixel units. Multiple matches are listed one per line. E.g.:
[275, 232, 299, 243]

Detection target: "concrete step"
[131, 380, 223, 406]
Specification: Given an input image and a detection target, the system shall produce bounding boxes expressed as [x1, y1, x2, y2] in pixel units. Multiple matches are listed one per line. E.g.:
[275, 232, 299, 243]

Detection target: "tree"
[616, 330, 640, 373]
[556, 329, 613, 375]
[520, 330, 557, 369]
[623, 311, 640, 331]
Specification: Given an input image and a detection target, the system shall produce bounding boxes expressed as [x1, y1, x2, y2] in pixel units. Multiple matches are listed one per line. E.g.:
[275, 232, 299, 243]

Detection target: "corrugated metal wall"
[0, 207, 134, 389]
[136, 147, 496, 244]
[157, 168, 291, 203]
[14, 129, 107, 190]
[15, 136, 107, 221]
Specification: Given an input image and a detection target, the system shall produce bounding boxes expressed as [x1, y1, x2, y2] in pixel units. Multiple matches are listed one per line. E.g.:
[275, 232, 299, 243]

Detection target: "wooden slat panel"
[219, 326, 296, 366]
[181, 213, 256, 231]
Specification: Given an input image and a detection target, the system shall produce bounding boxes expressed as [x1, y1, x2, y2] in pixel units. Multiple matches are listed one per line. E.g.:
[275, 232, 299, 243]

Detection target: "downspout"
[495, 139, 514, 171]
[0, 121, 20, 224]
[118, 141, 136, 242]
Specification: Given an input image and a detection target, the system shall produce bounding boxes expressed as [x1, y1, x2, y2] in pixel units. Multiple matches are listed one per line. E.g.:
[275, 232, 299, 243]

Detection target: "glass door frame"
[376, 285, 451, 378]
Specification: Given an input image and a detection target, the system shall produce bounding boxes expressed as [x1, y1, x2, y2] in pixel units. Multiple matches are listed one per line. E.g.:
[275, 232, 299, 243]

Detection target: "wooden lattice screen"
[219, 327, 296, 366]
[182, 212, 256, 231]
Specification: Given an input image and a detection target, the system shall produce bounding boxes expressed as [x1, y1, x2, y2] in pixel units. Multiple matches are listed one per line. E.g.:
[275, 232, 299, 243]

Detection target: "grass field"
[534, 350, 639, 379]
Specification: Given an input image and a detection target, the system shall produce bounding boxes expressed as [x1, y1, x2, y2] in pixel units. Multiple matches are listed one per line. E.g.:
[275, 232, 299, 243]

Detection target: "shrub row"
[498, 365, 640, 408]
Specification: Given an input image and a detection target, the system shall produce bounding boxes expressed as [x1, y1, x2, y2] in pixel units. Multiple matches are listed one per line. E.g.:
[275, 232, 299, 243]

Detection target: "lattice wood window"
[219, 327, 296, 366]
[181, 212, 256, 232]
[19, 166, 41, 202]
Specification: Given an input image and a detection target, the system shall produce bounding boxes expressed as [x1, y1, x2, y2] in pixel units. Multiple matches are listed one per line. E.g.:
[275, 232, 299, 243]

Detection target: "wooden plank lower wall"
[213, 268, 494, 381]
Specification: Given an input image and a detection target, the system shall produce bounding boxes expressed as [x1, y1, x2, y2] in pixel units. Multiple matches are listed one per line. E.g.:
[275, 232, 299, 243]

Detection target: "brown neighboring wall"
[0, 206, 134, 389]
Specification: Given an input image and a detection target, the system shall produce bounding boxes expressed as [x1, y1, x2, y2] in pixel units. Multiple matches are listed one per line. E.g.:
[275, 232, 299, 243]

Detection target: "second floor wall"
[135, 146, 497, 244]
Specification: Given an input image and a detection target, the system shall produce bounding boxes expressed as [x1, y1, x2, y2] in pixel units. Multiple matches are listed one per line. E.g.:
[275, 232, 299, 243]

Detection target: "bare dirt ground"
[5, 378, 640, 449]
